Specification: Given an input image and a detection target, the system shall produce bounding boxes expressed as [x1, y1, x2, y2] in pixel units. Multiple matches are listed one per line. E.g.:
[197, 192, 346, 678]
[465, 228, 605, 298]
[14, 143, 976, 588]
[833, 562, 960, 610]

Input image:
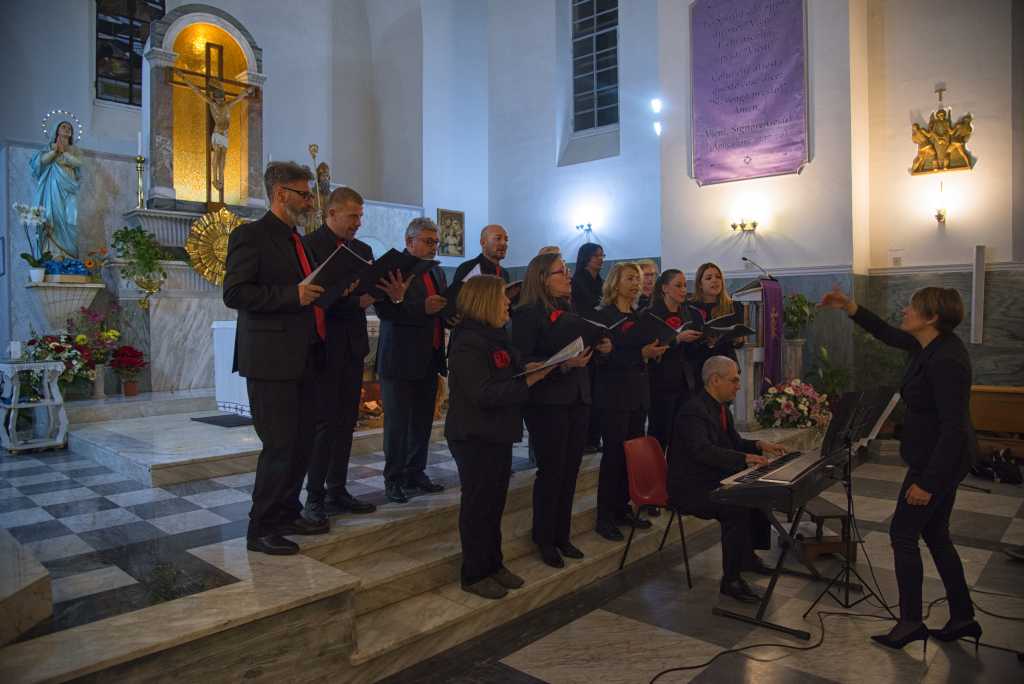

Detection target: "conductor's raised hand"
[641, 339, 669, 360]
[298, 283, 324, 306]
[425, 294, 447, 315]
[819, 285, 857, 316]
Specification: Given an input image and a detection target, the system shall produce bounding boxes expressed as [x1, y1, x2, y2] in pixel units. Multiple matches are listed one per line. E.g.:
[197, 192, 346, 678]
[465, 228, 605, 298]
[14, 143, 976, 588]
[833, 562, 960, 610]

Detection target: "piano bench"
[799, 497, 857, 565]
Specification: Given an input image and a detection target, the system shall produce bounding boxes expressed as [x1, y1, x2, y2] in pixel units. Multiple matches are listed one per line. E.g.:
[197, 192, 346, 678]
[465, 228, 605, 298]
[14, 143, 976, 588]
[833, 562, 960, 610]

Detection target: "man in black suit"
[301, 187, 407, 522]
[223, 162, 331, 555]
[452, 224, 510, 284]
[668, 356, 787, 602]
[375, 218, 448, 503]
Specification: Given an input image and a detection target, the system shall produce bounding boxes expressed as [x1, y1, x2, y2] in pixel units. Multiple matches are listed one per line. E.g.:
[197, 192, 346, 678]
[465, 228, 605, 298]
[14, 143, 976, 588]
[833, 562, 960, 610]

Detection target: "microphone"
[741, 256, 776, 280]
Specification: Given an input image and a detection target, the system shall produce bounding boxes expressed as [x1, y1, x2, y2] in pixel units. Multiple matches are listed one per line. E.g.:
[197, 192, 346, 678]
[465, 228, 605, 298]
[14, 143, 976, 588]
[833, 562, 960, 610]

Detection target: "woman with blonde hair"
[590, 263, 668, 540]
[445, 276, 555, 599]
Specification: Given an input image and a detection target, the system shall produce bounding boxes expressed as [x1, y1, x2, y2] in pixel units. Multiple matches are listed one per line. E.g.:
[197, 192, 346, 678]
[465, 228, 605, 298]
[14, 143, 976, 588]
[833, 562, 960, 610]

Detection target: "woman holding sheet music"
[510, 253, 604, 568]
[591, 263, 669, 541]
[688, 262, 746, 376]
[445, 276, 557, 600]
[643, 269, 704, 450]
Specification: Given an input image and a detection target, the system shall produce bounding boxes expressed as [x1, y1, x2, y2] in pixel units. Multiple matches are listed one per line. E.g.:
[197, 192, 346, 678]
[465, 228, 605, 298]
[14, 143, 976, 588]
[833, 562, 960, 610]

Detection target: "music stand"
[803, 387, 899, 617]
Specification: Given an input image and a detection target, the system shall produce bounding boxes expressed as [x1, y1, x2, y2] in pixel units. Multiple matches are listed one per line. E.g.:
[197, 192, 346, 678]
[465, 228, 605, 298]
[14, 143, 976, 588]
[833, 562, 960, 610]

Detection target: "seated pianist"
[667, 355, 788, 603]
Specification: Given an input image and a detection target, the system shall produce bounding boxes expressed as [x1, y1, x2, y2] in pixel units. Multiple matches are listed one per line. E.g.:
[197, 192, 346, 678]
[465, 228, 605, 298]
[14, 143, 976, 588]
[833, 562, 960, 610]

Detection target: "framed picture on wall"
[437, 208, 465, 257]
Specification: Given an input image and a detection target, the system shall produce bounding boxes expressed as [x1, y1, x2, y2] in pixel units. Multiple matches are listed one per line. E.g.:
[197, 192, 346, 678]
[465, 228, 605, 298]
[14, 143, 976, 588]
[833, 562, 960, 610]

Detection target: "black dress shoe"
[326, 491, 377, 515]
[743, 554, 775, 576]
[557, 542, 584, 559]
[247, 534, 299, 555]
[302, 498, 327, 524]
[406, 473, 444, 493]
[596, 519, 624, 541]
[276, 517, 329, 535]
[539, 545, 565, 568]
[613, 509, 652, 530]
[385, 482, 409, 503]
[871, 622, 929, 654]
[719, 577, 762, 604]
[929, 619, 982, 651]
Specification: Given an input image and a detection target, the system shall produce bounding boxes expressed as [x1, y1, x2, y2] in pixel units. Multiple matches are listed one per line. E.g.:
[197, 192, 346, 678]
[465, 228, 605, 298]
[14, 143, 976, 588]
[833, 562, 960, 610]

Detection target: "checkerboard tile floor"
[0, 440, 535, 639]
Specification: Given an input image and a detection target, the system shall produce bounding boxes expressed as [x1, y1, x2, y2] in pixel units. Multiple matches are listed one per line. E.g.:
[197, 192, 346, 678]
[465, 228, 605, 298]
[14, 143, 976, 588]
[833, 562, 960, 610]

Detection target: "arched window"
[571, 0, 618, 132]
[96, 0, 166, 106]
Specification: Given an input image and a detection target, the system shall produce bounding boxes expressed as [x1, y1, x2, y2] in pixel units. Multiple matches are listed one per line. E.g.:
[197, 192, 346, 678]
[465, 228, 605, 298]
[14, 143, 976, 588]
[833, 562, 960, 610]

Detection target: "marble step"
[339, 489, 599, 617]
[299, 454, 602, 567]
[64, 388, 216, 424]
[346, 513, 715, 681]
[0, 529, 52, 647]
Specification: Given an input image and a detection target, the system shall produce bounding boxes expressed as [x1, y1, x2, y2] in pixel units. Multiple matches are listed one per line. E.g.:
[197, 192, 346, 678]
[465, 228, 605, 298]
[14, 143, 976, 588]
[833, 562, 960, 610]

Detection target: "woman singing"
[446, 276, 555, 599]
[510, 253, 606, 568]
[688, 262, 745, 377]
[820, 286, 979, 652]
[591, 263, 668, 541]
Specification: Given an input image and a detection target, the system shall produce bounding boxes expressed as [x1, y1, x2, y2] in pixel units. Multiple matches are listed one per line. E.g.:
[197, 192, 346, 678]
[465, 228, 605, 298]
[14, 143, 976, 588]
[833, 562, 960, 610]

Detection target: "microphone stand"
[741, 256, 777, 281]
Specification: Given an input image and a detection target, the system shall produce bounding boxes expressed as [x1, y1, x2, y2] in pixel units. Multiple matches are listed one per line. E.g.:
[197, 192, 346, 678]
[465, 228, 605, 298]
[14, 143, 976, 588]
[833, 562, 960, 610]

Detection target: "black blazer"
[571, 269, 603, 315]
[668, 390, 760, 506]
[444, 320, 529, 444]
[643, 299, 699, 399]
[591, 305, 649, 412]
[452, 253, 510, 284]
[508, 300, 591, 406]
[302, 225, 372, 360]
[223, 211, 317, 381]
[374, 256, 448, 380]
[852, 306, 977, 493]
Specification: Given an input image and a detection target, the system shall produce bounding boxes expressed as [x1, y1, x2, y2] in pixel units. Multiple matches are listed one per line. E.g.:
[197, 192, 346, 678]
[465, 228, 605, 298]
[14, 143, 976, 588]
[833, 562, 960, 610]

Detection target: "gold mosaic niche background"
[172, 23, 249, 205]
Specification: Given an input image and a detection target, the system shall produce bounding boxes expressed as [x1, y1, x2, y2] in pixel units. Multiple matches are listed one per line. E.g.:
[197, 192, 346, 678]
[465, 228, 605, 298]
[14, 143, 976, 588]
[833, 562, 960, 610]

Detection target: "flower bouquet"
[84, 247, 112, 283]
[23, 334, 96, 399]
[67, 305, 121, 366]
[754, 379, 831, 430]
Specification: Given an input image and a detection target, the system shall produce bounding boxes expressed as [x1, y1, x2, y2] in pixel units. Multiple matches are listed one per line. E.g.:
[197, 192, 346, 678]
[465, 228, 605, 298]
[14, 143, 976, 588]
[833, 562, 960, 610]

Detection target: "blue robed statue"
[30, 121, 81, 258]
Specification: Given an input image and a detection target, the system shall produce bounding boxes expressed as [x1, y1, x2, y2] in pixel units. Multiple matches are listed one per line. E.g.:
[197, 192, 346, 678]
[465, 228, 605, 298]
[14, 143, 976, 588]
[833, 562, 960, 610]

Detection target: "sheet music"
[463, 263, 484, 280]
[514, 337, 585, 377]
[299, 242, 371, 286]
[866, 392, 901, 442]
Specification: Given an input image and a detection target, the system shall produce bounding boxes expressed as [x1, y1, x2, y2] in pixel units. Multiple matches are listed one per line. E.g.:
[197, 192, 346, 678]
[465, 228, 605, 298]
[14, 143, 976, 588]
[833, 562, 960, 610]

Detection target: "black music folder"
[685, 306, 755, 341]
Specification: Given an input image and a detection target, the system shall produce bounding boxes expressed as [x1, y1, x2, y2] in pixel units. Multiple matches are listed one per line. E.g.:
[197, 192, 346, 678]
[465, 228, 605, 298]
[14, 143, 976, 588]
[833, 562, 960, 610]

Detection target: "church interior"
[0, 1, 1022, 682]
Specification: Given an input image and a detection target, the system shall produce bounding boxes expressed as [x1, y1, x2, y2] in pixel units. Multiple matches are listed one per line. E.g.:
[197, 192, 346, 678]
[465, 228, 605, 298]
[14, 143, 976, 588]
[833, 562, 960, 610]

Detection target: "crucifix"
[169, 41, 258, 207]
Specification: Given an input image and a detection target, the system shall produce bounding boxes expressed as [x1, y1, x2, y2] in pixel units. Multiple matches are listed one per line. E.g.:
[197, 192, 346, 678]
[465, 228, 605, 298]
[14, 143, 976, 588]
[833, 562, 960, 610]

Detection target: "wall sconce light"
[935, 208, 947, 225]
[653, 121, 662, 136]
[935, 181, 947, 226]
[730, 220, 758, 233]
[650, 98, 663, 114]
[575, 223, 593, 237]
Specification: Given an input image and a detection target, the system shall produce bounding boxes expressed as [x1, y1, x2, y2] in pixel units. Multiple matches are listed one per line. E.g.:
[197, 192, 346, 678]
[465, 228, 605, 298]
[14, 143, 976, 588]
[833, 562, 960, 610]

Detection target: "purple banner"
[690, 0, 808, 186]
[760, 278, 784, 390]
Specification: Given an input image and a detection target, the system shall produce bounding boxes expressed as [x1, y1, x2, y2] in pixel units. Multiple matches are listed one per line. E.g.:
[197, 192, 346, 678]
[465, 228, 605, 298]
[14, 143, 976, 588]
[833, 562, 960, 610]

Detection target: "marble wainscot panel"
[0, 528, 52, 646]
[64, 387, 216, 424]
[149, 295, 235, 391]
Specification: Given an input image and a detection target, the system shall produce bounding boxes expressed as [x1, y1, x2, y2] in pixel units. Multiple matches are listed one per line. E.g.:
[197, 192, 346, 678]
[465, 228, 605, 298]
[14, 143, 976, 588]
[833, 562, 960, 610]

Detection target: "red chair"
[618, 435, 692, 588]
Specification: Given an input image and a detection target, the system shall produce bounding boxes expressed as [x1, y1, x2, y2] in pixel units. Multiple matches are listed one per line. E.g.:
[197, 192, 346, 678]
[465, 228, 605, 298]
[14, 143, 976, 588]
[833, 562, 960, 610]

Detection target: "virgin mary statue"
[30, 120, 81, 258]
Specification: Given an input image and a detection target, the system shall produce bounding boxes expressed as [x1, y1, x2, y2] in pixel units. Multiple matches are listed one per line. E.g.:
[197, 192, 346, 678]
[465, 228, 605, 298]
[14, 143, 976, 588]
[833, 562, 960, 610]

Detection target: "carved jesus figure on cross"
[174, 67, 255, 192]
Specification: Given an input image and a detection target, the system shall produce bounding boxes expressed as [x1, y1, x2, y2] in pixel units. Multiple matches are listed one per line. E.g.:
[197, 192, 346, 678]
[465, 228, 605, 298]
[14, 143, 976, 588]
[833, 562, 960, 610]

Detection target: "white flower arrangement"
[12, 203, 46, 226]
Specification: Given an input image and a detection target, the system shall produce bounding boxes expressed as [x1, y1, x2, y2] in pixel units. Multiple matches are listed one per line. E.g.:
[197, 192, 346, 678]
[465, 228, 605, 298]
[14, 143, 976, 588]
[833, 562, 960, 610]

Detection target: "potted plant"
[110, 344, 147, 396]
[13, 203, 49, 283]
[24, 333, 95, 400]
[67, 305, 121, 399]
[754, 378, 832, 429]
[810, 345, 851, 414]
[782, 293, 815, 382]
[19, 250, 53, 283]
[112, 226, 169, 308]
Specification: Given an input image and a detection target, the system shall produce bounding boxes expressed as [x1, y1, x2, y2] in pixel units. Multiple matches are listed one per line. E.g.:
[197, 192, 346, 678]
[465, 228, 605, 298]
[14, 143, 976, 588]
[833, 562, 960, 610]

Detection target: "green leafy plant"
[111, 226, 168, 282]
[783, 293, 816, 339]
[810, 345, 850, 407]
[19, 250, 53, 268]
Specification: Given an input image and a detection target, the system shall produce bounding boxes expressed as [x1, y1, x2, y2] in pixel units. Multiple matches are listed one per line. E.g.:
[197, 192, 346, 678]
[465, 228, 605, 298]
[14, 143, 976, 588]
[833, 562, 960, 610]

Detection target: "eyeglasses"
[415, 237, 440, 247]
[281, 186, 314, 201]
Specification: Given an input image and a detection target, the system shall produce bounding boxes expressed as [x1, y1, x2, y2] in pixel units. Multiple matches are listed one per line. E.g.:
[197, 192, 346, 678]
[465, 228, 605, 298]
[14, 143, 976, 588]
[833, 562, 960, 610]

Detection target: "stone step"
[0, 529, 52, 647]
[346, 514, 714, 681]
[64, 388, 216, 424]
[338, 489, 599, 617]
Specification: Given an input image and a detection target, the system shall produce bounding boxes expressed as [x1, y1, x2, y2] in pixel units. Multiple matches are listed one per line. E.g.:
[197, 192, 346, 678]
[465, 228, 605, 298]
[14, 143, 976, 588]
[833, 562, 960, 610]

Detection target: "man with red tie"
[301, 187, 407, 522]
[667, 356, 788, 603]
[451, 224, 510, 284]
[375, 218, 449, 503]
[223, 162, 331, 555]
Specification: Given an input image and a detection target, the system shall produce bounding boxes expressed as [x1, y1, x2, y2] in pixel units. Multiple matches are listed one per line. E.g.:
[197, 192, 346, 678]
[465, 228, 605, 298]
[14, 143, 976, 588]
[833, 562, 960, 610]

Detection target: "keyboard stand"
[712, 506, 817, 641]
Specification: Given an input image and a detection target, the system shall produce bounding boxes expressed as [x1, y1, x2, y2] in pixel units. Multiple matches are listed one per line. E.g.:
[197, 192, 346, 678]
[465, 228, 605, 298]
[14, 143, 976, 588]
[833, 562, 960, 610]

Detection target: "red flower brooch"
[665, 316, 683, 329]
[492, 349, 511, 368]
[621, 321, 636, 333]
[549, 309, 565, 324]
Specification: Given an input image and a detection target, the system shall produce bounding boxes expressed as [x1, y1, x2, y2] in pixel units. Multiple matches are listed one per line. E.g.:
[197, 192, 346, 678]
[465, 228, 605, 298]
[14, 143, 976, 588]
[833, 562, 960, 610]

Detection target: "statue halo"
[41, 108, 85, 143]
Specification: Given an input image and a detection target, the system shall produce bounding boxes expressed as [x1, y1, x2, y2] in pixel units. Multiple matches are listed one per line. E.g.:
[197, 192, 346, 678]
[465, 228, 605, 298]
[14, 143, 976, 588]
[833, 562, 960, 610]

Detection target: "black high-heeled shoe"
[871, 622, 930, 655]
[929, 619, 983, 653]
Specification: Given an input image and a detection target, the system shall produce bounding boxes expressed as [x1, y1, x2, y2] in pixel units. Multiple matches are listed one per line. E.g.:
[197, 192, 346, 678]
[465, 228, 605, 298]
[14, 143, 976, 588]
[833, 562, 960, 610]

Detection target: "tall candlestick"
[137, 131, 142, 157]
[135, 156, 145, 209]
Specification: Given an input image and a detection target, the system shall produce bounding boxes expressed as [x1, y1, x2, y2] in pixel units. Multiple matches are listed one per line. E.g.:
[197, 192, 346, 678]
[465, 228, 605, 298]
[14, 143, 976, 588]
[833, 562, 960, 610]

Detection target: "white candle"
[9, 341, 22, 360]
[137, 132, 143, 157]
[267, 152, 273, 164]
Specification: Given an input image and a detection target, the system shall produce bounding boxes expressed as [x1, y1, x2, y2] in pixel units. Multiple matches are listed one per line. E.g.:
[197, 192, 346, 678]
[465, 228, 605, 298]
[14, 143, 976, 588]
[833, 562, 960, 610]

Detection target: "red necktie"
[720, 404, 728, 432]
[290, 231, 326, 341]
[421, 271, 442, 349]
[495, 263, 502, 279]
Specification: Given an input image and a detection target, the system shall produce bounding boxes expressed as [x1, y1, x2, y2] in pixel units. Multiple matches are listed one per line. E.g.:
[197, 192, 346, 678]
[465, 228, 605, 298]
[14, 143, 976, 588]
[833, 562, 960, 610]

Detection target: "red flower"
[665, 316, 683, 329]
[621, 321, 635, 333]
[492, 349, 511, 369]
[549, 309, 565, 324]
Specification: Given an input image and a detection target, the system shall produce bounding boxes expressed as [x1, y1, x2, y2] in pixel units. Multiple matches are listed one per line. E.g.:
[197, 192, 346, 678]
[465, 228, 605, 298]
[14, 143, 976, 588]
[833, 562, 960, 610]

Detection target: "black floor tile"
[16, 479, 84, 495]
[43, 497, 119, 518]
[206, 500, 251, 522]
[0, 495, 39, 513]
[127, 497, 202, 520]
[78, 521, 165, 552]
[347, 465, 383, 480]
[7, 519, 73, 543]
[62, 465, 113, 479]
[87, 479, 149, 496]
[161, 480, 229, 496]
[0, 465, 55, 479]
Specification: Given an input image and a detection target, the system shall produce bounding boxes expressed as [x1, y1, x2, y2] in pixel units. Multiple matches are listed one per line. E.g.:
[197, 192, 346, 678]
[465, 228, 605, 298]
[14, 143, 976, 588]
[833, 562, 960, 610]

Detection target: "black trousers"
[890, 472, 974, 622]
[586, 365, 602, 447]
[597, 408, 645, 522]
[684, 492, 772, 580]
[381, 374, 438, 484]
[647, 391, 683, 451]
[305, 345, 364, 501]
[450, 438, 513, 585]
[525, 403, 590, 547]
[245, 350, 320, 538]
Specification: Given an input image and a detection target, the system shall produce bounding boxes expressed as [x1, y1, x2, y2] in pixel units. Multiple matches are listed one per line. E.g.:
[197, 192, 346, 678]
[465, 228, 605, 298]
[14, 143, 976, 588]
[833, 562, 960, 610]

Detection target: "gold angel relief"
[911, 107, 975, 175]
